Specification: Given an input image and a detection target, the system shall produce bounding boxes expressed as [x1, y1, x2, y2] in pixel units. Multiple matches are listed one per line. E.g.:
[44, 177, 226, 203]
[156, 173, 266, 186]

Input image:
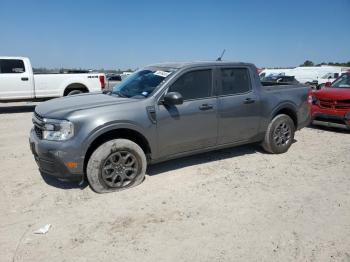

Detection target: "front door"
[157, 68, 218, 157]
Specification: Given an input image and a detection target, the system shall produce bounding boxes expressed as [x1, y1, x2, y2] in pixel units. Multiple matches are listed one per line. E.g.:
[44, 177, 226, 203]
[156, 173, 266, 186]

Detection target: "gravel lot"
[1, 102, 350, 262]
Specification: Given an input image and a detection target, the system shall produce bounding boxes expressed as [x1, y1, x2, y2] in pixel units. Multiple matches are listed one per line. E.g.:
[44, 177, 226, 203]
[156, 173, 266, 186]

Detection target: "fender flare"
[82, 121, 154, 158]
[269, 101, 298, 126]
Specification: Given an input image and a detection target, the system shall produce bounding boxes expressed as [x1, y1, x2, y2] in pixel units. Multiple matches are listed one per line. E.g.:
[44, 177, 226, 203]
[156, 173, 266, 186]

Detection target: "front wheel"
[86, 139, 147, 193]
[262, 114, 295, 154]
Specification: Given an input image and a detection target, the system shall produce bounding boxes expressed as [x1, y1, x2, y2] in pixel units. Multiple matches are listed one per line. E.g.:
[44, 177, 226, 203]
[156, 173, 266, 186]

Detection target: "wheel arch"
[63, 83, 89, 96]
[270, 103, 298, 128]
[83, 127, 152, 174]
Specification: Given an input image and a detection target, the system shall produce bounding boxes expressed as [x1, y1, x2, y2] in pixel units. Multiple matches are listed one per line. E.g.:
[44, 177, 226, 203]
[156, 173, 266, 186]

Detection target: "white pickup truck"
[0, 57, 106, 101]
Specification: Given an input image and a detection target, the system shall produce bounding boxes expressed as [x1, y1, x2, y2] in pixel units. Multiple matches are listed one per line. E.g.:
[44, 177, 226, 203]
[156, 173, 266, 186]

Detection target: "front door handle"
[21, 77, 29, 81]
[244, 98, 255, 104]
[199, 104, 213, 110]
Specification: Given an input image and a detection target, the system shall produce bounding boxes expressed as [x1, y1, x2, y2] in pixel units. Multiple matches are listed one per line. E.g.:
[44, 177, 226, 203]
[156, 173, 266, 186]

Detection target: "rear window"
[220, 68, 251, 95]
[0, 59, 25, 73]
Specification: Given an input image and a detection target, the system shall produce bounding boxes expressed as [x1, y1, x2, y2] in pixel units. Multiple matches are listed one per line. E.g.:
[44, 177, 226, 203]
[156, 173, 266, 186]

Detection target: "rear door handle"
[199, 104, 213, 110]
[21, 77, 29, 81]
[244, 98, 255, 104]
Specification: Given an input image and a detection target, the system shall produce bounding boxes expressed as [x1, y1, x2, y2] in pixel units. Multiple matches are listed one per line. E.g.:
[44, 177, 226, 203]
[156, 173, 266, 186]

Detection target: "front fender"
[81, 120, 156, 157]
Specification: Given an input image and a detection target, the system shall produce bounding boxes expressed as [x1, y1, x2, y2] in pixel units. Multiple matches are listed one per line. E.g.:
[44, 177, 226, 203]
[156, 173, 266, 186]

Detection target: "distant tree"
[313, 61, 350, 67]
[300, 60, 314, 67]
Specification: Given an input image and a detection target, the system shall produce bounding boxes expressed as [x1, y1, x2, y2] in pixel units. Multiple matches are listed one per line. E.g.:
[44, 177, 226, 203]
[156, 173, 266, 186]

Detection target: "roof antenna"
[216, 49, 226, 61]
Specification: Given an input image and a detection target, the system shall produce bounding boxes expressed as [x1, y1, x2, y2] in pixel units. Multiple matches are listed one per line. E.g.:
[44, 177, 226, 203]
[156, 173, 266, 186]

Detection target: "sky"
[0, 0, 349, 69]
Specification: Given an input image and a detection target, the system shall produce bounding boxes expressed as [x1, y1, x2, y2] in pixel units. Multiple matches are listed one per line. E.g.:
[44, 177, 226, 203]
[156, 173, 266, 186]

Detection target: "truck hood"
[313, 87, 350, 100]
[35, 93, 135, 118]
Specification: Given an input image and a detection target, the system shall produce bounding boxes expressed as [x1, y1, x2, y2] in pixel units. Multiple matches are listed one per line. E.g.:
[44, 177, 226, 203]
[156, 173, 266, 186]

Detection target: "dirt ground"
[1, 102, 350, 262]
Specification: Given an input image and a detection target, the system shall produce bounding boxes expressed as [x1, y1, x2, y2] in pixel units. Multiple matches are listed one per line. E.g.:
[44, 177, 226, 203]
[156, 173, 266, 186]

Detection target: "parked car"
[106, 74, 122, 91]
[0, 57, 106, 102]
[29, 61, 310, 193]
[309, 73, 350, 129]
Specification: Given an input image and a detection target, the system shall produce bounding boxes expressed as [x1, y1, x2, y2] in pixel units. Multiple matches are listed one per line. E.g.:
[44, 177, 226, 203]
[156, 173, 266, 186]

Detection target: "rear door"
[217, 67, 261, 144]
[156, 68, 218, 157]
[0, 59, 33, 99]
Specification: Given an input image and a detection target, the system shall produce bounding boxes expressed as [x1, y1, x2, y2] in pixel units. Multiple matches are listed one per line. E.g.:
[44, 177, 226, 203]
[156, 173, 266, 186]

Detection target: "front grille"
[33, 111, 44, 140]
[319, 99, 332, 109]
[34, 126, 43, 139]
[34, 111, 43, 121]
[319, 99, 350, 110]
[37, 158, 55, 173]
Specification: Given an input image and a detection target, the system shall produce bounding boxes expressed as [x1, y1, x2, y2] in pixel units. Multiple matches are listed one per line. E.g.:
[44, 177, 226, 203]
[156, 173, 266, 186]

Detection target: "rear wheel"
[87, 139, 147, 193]
[67, 89, 83, 96]
[262, 114, 295, 154]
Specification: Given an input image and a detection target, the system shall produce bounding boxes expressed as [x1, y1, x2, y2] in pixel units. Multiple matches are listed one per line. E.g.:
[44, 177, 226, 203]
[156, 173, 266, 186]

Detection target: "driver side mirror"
[325, 82, 332, 88]
[163, 92, 183, 106]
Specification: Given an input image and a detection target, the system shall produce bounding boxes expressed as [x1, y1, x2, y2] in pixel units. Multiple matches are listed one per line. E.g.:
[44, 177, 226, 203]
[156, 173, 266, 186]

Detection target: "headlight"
[307, 95, 318, 105]
[42, 118, 74, 141]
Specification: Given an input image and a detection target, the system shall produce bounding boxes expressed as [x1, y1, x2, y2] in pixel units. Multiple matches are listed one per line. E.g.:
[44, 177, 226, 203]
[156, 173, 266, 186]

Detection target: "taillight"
[99, 75, 106, 89]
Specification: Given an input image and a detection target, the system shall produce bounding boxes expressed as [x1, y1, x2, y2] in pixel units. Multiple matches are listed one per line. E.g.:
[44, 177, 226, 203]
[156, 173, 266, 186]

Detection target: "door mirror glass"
[163, 92, 183, 105]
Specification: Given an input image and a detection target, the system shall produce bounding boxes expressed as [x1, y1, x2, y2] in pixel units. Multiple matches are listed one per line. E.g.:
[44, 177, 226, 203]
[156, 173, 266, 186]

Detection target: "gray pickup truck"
[29, 61, 310, 193]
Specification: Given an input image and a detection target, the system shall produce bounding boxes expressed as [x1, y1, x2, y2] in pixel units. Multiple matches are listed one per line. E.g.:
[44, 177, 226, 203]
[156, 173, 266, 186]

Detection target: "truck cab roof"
[0, 56, 29, 60]
[149, 61, 256, 70]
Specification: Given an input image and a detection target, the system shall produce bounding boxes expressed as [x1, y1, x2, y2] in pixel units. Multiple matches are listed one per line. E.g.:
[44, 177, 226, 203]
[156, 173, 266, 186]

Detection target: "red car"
[308, 73, 350, 129]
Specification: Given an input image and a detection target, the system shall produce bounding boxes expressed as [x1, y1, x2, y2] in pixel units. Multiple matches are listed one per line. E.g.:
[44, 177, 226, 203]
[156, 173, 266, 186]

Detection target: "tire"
[86, 139, 147, 193]
[262, 114, 295, 154]
[67, 89, 83, 96]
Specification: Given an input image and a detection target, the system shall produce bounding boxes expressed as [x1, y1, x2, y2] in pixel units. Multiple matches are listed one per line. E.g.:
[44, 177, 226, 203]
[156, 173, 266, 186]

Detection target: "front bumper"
[311, 112, 350, 130]
[29, 128, 84, 180]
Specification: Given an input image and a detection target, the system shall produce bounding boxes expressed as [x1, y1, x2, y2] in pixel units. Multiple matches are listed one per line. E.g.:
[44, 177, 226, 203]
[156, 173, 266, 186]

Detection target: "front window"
[168, 69, 212, 100]
[112, 68, 176, 98]
[332, 74, 350, 88]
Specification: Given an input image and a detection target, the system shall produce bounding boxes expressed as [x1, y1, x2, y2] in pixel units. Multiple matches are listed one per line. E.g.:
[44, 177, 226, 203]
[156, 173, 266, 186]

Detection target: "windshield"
[111, 68, 175, 98]
[332, 74, 350, 88]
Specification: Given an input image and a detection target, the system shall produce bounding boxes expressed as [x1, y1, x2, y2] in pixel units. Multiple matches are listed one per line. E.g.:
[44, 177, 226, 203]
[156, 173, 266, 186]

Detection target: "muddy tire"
[87, 139, 147, 193]
[262, 114, 295, 154]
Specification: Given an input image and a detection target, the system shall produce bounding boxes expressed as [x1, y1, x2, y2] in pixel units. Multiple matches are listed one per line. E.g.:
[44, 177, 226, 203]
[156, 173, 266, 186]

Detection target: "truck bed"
[261, 81, 309, 91]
